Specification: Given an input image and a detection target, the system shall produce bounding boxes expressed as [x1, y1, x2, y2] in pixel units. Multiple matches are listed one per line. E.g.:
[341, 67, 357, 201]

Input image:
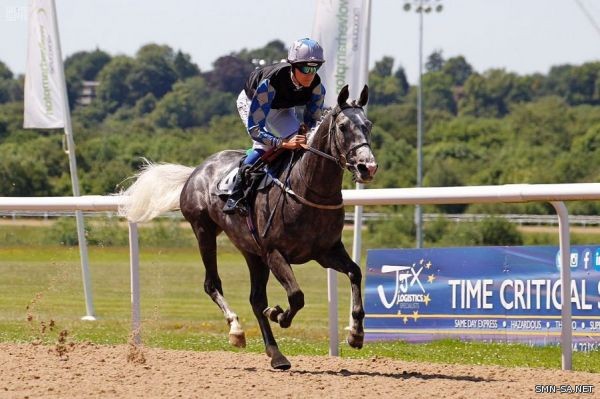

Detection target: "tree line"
[1, 40, 599, 218]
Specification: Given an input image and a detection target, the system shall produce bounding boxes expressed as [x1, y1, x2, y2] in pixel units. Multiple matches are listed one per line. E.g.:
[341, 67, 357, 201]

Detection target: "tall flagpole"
[44, 0, 95, 320]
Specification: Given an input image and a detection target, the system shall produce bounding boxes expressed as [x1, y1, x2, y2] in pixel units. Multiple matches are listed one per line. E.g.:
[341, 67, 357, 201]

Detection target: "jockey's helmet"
[287, 38, 325, 66]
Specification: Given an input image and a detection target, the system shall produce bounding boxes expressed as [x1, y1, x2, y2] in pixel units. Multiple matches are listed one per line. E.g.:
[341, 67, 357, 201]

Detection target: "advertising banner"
[24, 0, 66, 129]
[312, 0, 371, 107]
[365, 246, 600, 351]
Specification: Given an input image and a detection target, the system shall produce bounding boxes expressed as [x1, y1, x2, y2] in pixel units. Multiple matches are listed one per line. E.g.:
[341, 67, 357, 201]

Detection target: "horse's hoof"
[346, 330, 364, 349]
[277, 313, 291, 328]
[263, 305, 284, 322]
[229, 331, 246, 348]
[270, 354, 291, 370]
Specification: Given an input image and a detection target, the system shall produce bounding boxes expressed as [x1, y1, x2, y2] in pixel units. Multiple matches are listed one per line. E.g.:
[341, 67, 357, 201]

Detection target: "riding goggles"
[296, 63, 321, 74]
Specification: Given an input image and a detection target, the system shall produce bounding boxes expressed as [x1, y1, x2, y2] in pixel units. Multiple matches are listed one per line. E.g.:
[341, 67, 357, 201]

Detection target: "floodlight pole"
[404, 0, 444, 248]
[415, 3, 424, 248]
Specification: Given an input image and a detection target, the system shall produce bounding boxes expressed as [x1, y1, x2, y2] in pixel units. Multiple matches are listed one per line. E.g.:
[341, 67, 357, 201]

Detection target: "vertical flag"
[312, 0, 371, 107]
[24, 0, 66, 128]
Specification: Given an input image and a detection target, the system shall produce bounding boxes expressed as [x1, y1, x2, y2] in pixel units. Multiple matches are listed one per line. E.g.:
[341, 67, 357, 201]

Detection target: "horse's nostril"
[357, 163, 369, 175]
[367, 163, 378, 176]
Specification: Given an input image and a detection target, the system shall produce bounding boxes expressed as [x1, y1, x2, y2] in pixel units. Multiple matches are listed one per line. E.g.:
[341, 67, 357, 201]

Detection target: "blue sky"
[2, 0, 599, 83]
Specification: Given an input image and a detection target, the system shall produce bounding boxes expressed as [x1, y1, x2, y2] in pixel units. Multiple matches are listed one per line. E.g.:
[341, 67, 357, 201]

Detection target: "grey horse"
[119, 85, 377, 370]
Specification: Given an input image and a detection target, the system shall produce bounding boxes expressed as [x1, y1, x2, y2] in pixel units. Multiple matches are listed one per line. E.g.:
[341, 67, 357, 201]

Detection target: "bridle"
[302, 104, 372, 170]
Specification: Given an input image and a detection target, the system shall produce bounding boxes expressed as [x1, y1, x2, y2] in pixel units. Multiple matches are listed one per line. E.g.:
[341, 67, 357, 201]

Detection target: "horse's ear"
[337, 85, 349, 107]
[358, 85, 369, 107]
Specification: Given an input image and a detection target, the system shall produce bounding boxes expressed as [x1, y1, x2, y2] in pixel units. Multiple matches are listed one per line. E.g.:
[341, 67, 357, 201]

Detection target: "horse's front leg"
[264, 249, 304, 328]
[244, 252, 291, 370]
[316, 241, 365, 349]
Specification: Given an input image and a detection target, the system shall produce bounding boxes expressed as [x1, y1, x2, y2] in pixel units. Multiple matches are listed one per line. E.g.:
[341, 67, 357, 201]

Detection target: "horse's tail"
[118, 160, 195, 223]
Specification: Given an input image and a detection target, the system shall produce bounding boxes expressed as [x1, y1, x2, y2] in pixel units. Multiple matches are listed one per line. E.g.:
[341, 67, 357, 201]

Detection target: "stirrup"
[223, 196, 248, 216]
[223, 197, 240, 214]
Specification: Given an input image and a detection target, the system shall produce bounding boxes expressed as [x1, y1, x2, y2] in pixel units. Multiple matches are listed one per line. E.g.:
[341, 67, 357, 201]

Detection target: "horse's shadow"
[237, 366, 493, 383]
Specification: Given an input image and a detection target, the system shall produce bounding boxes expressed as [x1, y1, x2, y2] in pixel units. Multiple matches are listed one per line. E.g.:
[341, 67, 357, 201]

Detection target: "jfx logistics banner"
[365, 246, 600, 351]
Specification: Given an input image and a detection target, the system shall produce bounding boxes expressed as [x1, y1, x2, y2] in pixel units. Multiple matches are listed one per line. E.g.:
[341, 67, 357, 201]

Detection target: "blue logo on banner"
[595, 249, 600, 271]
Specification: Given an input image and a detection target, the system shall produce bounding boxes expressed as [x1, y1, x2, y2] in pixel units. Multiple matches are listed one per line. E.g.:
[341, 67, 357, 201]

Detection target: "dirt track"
[1, 343, 599, 398]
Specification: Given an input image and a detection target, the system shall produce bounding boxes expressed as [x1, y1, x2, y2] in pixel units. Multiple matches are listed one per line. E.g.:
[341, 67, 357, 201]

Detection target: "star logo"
[412, 311, 420, 322]
[427, 274, 436, 283]
[423, 294, 431, 306]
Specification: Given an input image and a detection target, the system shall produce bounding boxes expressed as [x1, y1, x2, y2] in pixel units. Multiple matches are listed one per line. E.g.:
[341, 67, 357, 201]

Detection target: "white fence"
[2, 182, 600, 370]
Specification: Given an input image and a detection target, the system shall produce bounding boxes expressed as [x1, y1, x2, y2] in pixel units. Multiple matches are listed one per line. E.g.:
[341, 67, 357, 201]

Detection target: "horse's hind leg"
[191, 219, 245, 348]
[244, 252, 291, 370]
[316, 241, 365, 349]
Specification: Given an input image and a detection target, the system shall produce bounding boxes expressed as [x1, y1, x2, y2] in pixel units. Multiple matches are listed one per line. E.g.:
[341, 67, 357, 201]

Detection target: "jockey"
[223, 38, 327, 215]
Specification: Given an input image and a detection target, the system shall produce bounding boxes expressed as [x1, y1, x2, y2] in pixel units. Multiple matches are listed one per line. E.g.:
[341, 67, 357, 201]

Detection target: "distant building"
[76, 81, 99, 106]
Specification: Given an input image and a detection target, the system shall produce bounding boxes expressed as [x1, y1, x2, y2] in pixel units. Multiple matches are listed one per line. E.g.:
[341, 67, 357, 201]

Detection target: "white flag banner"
[312, 0, 371, 107]
[24, 0, 66, 128]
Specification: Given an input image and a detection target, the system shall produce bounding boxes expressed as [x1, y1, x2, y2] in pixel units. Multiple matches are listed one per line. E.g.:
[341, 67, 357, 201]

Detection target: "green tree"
[459, 69, 521, 117]
[95, 55, 136, 111]
[203, 55, 254, 94]
[237, 40, 287, 64]
[64, 49, 111, 108]
[151, 77, 234, 128]
[373, 56, 395, 76]
[544, 63, 600, 105]
[425, 50, 444, 73]
[0, 61, 21, 104]
[442, 56, 473, 86]
[128, 44, 179, 102]
[173, 50, 200, 80]
[369, 56, 407, 105]
[422, 71, 456, 114]
[394, 66, 410, 96]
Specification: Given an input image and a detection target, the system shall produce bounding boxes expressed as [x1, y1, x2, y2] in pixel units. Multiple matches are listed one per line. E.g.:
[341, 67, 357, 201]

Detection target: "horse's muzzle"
[352, 145, 377, 183]
[355, 162, 378, 183]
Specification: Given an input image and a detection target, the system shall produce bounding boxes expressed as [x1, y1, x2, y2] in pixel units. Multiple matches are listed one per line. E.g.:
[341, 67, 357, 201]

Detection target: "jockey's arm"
[303, 83, 326, 129]
[247, 79, 283, 148]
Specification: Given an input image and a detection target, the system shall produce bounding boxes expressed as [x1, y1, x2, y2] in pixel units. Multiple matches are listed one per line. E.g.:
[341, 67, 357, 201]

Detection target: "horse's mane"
[307, 100, 362, 138]
[307, 107, 334, 140]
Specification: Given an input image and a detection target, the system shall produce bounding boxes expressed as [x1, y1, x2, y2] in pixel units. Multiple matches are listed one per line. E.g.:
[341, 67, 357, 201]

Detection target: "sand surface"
[1, 343, 600, 398]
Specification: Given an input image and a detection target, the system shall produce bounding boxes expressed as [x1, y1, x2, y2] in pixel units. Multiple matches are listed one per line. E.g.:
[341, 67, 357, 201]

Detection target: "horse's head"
[329, 85, 378, 183]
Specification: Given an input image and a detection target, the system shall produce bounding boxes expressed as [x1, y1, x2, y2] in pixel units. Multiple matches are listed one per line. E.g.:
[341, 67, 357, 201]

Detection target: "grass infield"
[1, 244, 599, 372]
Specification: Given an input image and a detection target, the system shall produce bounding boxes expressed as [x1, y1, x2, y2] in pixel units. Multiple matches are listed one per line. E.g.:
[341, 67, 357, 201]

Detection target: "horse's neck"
[292, 116, 344, 199]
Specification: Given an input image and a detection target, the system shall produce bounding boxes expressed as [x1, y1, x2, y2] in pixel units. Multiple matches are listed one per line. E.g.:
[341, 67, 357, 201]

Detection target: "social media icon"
[556, 250, 562, 270]
[595, 249, 600, 271]
[570, 251, 578, 268]
[582, 249, 592, 270]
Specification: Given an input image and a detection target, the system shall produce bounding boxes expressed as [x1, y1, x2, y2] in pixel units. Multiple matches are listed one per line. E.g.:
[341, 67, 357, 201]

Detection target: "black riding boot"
[223, 164, 250, 215]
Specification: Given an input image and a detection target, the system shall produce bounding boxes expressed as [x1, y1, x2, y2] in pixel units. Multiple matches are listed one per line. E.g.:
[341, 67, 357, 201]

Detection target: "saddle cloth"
[215, 167, 239, 196]
[215, 165, 275, 197]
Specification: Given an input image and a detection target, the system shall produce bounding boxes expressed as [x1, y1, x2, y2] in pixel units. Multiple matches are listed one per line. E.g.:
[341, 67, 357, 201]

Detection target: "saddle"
[215, 150, 295, 199]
